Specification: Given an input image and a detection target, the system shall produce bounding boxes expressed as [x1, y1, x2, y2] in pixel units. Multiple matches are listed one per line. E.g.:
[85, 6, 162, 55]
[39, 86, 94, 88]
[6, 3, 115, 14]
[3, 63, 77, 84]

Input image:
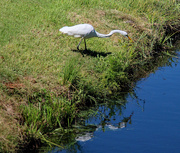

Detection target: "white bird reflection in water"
[75, 133, 94, 142]
[75, 117, 131, 142]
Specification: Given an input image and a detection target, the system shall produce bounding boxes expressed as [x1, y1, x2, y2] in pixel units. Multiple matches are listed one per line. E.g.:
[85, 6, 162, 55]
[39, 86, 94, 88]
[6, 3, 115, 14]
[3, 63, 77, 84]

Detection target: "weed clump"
[22, 89, 77, 134]
[62, 57, 80, 86]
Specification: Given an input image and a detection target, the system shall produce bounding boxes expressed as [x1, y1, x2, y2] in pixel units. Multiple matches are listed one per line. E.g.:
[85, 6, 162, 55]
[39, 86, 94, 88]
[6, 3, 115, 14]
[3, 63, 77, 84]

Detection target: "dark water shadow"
[72, 49, 112, 57]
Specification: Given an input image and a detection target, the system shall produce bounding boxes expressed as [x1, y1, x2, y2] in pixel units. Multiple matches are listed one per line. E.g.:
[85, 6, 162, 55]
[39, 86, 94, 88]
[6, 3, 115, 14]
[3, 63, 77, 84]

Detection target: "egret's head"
[121, 31, 132, 41]
[120, 31, 128, 36]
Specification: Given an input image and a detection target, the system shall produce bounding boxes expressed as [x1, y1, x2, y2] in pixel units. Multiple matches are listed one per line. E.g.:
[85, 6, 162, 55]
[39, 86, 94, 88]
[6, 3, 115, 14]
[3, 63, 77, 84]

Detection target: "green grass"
[22, 89, 77, 134]
[0, 0, 179, 151]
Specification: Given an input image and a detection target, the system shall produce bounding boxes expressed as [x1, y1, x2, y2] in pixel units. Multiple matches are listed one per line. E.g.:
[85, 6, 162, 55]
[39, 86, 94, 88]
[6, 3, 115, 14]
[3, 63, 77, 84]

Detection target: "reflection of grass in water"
[41, 100, 135, 152]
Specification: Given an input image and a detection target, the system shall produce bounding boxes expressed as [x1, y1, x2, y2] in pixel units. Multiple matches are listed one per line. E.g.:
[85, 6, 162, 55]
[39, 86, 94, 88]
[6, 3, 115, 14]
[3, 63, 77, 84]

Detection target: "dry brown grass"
[0, 92, 22, 152]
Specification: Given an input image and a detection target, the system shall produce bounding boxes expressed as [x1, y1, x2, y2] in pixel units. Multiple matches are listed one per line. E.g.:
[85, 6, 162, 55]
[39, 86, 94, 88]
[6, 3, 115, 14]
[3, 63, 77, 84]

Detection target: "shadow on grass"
[72, 49, 112, 57]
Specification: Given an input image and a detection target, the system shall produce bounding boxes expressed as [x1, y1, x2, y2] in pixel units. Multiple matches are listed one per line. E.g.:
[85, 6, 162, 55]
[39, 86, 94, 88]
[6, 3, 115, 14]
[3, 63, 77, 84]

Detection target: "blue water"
[50, 51, 180, 153]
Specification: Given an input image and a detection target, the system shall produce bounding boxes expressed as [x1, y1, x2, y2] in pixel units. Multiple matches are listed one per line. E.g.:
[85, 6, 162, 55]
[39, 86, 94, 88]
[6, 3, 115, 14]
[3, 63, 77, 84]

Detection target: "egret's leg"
[77, 37, 84, 50]
[84, 39, 87, 50]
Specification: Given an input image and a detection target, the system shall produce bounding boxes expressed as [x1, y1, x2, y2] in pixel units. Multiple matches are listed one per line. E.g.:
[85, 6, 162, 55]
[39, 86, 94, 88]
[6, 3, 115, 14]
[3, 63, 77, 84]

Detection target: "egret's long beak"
[127, 35, 132, 41]
[127, 35, 133, 42]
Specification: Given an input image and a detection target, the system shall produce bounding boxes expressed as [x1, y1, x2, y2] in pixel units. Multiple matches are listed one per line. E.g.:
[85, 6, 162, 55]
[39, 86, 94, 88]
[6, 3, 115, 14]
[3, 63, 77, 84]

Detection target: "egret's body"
[59, 24, 131, 50]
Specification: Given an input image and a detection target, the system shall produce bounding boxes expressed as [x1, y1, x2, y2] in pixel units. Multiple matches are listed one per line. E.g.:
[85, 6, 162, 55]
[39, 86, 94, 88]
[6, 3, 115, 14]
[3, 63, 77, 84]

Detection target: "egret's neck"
[96, 30, 127, 38]
[95, 32, 111, 38]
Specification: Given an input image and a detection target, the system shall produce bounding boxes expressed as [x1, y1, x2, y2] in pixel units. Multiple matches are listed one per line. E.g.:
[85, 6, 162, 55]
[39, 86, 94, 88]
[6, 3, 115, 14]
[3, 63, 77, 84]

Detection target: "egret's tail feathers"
[59, 26, 69, 33]
[59, 26, 82, 38]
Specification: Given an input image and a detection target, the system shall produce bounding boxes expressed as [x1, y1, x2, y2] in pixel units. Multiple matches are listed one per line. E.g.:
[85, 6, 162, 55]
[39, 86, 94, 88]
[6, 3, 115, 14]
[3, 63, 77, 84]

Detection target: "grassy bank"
[0, 0, 179, 151]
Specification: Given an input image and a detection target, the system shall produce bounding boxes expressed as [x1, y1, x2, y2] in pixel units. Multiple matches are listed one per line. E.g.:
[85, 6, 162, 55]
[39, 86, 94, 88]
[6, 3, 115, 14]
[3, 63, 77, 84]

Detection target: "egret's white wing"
[59, 24, 95, 38]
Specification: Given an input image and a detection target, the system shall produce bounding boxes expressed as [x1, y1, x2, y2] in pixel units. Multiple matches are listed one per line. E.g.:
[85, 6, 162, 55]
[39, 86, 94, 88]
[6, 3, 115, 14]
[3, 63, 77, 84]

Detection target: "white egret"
[59, 23, 132, 50]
